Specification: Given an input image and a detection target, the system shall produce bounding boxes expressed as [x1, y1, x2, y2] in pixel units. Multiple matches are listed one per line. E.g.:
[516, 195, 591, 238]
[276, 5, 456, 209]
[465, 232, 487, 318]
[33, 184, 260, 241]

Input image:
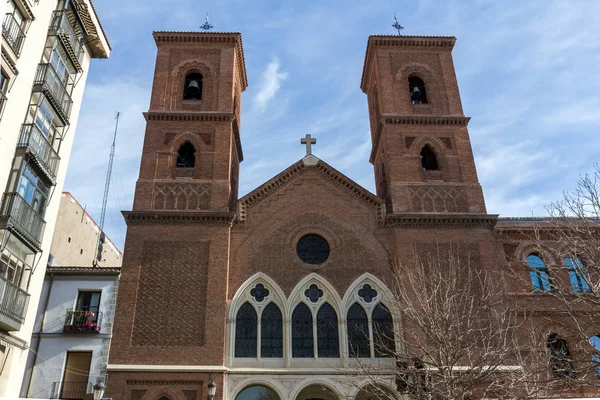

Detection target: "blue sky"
[65, 0, 600, 251]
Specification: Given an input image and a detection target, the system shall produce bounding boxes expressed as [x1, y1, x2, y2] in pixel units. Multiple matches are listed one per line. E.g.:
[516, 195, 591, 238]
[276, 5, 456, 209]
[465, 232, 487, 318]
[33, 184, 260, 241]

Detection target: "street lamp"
[207, 380, 217, 400]
[93, 380, 106, 400]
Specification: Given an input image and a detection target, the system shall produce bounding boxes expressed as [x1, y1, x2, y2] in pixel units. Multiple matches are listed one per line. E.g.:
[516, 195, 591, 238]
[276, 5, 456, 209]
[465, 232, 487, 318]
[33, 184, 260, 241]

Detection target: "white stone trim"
[106, 364, 228, 372]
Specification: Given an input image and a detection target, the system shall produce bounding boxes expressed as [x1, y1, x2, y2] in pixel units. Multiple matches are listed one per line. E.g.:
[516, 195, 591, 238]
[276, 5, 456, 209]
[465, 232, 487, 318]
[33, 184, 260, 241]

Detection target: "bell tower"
[361, 35, 486, 214]
[133, 31, 247, 213]
[107, 32, 247, 400]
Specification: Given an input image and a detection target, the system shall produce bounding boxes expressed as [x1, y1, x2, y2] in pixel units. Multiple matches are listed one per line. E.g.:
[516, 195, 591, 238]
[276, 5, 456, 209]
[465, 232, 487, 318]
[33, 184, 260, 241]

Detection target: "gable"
[236, 156, 385, 225]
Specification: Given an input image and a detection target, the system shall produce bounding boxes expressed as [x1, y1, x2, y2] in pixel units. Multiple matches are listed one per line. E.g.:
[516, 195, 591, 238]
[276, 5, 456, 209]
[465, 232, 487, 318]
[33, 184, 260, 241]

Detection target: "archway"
[236, 385, 281, 400]
[355, 385, 397, 400]
[295, 384, 338, 400]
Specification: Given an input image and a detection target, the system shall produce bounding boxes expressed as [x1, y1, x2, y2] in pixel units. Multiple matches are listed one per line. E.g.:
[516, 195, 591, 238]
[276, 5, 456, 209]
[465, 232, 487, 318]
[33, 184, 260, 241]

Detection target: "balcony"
[63, 309, 102, 333]
[0, 274, 30, 331]
[33, 64, 73, 124]
[51, 381, 92, 400]
[48, 11, 84, 71]
[2, 13, 26, 57]
[0, 193, 46, 250]
[18, 124, 61, 183]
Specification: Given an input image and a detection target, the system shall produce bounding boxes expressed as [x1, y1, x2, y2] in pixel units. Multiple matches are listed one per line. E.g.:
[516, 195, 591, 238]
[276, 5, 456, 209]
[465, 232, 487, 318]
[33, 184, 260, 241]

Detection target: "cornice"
[361, 35, 456, 92]
[1, 51, 18, 76]
[46, 266, 121, 276]
[383, 115, 470, 126]
[369, 115, 470, 164]
[152, 31, 248, 90]
[122, 211, 235, 226]
[144, 111, 234, 122]
[385, 213, 498, 228]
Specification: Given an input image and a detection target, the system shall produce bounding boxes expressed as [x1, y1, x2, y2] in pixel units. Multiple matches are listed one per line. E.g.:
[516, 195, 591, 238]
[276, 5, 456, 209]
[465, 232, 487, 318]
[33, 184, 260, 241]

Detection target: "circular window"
[296, 234, 330, 265]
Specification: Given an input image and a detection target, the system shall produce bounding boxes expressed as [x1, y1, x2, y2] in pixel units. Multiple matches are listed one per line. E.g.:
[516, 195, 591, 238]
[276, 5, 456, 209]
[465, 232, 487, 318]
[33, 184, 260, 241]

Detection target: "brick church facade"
[105, 31, 599, 400]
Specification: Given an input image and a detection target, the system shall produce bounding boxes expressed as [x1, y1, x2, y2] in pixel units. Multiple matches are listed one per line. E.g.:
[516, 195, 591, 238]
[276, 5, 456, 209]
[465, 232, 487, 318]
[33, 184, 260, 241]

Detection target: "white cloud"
[253, 57, 288, 113]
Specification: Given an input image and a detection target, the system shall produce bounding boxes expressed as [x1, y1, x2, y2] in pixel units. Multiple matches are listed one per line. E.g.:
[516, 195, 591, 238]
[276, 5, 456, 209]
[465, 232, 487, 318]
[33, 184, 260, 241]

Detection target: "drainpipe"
[24, 271, 54, 397]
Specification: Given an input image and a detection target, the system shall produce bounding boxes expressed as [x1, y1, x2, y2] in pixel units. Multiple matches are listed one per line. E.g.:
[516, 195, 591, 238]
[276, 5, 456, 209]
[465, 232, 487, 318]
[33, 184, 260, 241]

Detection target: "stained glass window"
[297, 234, 330, 264]
[261, 302, 283, 358]
[235, 302, 257, 358]
[565, 257, 591, 292]
[292, 303, 314, 358]
[358, 284, 377, 303]
[372, 303, 395, 357]
[527, 254, 552, 291]
[347, 303, 370, 358]
[317, 303, 339, 358]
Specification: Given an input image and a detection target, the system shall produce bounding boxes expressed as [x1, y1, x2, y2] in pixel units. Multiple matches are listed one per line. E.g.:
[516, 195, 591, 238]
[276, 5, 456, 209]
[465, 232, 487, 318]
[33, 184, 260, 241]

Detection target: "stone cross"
[301, 134, 316, 156]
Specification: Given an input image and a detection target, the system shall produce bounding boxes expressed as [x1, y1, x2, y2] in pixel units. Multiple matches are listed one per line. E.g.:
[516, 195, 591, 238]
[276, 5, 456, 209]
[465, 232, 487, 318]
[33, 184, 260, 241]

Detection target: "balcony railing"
[2, 13, 26, 57]
[48, 11, 84, 69]
[33, 64, 73, 123]
[51, 381, 92, 400]
[63, 309, 102, 333]
[0, 193, 46, 249]
[0, 274, 30, 330]
[18, 124, 61, 182]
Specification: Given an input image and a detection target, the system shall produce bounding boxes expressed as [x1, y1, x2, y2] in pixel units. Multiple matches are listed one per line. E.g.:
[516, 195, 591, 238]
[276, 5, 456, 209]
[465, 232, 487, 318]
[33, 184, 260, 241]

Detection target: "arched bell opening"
[184, 73, 203, 100]
[408, 76, 428, 104]
[420, 145, 438, 171]
[176, 141, 196, 168]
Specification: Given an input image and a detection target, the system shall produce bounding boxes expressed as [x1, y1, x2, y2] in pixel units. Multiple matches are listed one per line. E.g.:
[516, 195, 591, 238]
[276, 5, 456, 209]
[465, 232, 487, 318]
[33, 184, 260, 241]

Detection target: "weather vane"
[200, 13, 213, 31]
[392, 14, 404, 35]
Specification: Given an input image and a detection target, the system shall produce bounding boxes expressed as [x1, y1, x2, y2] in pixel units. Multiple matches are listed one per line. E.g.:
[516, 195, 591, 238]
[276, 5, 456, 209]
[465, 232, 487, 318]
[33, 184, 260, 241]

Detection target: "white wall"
[23, 274, 118, 398]
[0, 0, 110, 395]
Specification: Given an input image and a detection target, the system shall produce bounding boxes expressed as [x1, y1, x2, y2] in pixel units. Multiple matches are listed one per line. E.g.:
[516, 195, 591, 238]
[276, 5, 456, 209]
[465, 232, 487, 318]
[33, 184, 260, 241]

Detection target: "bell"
[186, 80, 201, 96]
[412, 86, 421, 94]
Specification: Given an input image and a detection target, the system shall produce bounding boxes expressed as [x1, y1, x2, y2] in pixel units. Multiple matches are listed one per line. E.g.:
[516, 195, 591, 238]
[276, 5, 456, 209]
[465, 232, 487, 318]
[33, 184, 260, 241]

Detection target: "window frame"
[527, 254, 552, 292]
[565, 256, 591, 293]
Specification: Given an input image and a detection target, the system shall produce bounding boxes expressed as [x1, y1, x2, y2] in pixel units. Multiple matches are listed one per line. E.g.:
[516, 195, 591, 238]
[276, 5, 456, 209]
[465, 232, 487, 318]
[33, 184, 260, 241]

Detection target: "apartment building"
[0, 0, 110, 396]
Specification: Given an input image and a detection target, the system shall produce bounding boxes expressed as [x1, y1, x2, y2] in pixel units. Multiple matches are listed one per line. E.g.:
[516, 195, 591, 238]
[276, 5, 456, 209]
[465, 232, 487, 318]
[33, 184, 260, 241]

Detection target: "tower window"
[176, 142, 196, 168]
[527, 254, 552, 291]
[184, 73, 203, 100]
[408, 76, 428, 104]
[420, 145, 438, 171]
[565, 257, 591, 292]
[547, 333, 574, 380]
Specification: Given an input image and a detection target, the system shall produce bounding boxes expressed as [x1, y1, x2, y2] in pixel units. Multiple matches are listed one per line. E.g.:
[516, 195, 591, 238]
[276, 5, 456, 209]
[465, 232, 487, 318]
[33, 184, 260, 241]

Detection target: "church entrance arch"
[295, 384, 339, 400]
[235, 385, 281, 400]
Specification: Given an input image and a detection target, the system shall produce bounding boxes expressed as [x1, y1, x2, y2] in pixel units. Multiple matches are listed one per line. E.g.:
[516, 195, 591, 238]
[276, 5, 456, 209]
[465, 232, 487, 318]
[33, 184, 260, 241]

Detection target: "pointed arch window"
[527, 254, 552, 292]
[347, 303, 370, 358]
[184, 73, 203, 100]
[176, 142, 196, 168]
[317, 303, 339, 358]
[420, 145, 438, 171]
[261, 302, 283, 358]
[235, 302, 257, 358]
[408, 76, 428, 104]
[292, 303, 314, 358]
[372, 303, 395, 357]
[565, 257, 591, 292]
[547, 333, 574, 380]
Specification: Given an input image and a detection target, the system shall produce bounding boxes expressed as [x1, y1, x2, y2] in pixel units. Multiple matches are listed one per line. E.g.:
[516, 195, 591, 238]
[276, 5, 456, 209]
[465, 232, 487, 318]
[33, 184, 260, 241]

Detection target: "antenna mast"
[95, 112, 120, 266]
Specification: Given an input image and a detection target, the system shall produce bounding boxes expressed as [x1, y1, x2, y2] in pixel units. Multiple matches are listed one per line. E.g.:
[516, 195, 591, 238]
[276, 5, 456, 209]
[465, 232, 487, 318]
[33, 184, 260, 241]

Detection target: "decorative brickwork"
[132, 241, 209, 346]
[152, 183, 211, 210]
[409, 186, 468, 213]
